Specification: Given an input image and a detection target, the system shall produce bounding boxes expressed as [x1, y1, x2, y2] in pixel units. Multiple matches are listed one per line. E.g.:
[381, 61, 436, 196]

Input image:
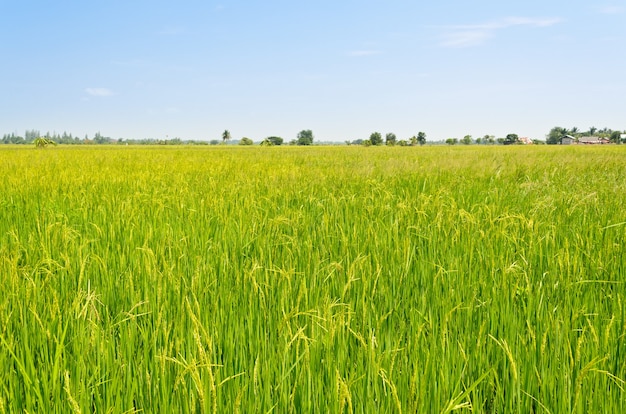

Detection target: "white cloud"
[439, 16, 562, 47]
[85, 87, 114, 97]
[348, 50, 382, 57]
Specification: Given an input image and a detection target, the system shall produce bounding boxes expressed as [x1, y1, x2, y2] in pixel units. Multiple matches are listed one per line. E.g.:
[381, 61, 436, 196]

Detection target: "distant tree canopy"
[504, 133, 519, 145]
[296, 130, 313, 146]
[369, 132, 383, 146]
[417, 131, 426, 145]
[222, 130, 231, 143]
[266, 136, 283, 146]
[239, 137, 253, 145]
[461, 135, 473, 145]
[259, 138, 272, 146]
[609, 130, 622, 143]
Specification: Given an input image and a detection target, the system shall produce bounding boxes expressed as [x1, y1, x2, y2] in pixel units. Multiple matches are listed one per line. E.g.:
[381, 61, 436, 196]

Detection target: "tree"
[504, 133, 519, 145]
[239, 137, 253, 145]
[461, 135, 473, 145]
[588, 126, 597, 136]
[260, 138, 274, 146]
[445, 138, 458, 145]
[297, 130, 313, 145]
[25, 130, 40, 143]
[222, 130, 231, 143]
[385, 132, 397, 146]
[3, 133, 24, 144]
[546, 126, 568, 144]
[409, 136, 418, 146]
[609, 130, 622, 144]
[369, 132, 383, 146]
[417, 131, 426, 146]
[266, 136, 283, 146]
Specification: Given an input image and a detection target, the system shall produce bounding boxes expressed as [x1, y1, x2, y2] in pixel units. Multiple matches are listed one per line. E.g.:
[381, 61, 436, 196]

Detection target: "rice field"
[1, 145, 625, 413]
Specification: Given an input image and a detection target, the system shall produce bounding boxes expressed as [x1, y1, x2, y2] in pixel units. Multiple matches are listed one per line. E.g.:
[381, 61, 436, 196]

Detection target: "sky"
[1, 0, 625, 142]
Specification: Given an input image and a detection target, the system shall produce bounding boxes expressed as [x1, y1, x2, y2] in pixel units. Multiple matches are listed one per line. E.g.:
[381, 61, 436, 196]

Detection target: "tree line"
[440, 133, 526, 145]
[3, 126, 625, 146]
[344, 132, 427, 146]
[1, 129, 317, 146]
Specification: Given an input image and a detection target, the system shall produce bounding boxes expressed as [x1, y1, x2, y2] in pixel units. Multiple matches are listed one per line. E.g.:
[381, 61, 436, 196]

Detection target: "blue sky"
[1, 0, 624, 142]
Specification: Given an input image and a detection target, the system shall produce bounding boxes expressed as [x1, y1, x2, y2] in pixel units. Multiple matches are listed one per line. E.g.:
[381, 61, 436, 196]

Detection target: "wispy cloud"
[348, 50, 382, 57]
[599, 5, 624, 14]
[440, 17, 562, 47]
[446, 17, 563, 31]
[85, 87, 114, 97]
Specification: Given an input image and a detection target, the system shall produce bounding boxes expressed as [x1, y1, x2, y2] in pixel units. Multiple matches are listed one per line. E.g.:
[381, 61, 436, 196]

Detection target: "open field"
[1, 145, 626, 412]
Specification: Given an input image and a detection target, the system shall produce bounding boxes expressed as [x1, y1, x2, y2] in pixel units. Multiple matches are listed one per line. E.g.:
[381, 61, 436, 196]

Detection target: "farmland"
[1, 145, 625, 412]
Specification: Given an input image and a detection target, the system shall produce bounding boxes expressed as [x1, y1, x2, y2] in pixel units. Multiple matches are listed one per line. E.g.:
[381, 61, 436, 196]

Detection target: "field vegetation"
[1, 145, 625, 412]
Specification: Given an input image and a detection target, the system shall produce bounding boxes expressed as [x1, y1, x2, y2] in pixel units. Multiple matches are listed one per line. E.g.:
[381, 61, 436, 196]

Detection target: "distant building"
[518, 137, 533, 145]
[562, 135, 609, 145]
[577, 136, 610, 144]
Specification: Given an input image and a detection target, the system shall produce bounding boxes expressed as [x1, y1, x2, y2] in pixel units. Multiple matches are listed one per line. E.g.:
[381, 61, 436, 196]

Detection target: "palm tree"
[570, 126, 579, 136]
[588, 126, 597, 136]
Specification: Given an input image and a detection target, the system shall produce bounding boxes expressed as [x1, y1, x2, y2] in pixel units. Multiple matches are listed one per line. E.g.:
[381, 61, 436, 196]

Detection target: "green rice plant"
[1, 145, 625, 412]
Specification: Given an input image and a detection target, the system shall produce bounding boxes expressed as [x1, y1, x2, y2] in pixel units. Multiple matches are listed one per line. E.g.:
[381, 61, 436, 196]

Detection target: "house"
[561, 135, 576, 145]
[577, 136, 610, 144]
